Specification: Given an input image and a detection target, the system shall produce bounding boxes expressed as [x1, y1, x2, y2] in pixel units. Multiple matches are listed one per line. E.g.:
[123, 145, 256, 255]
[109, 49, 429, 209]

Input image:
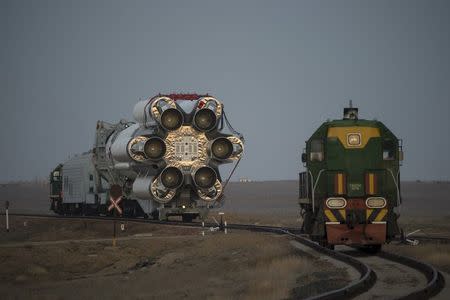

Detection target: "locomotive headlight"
[326, 197, 347, 209]
[366, 197, 386, 208]
[347, 133, 361, 146]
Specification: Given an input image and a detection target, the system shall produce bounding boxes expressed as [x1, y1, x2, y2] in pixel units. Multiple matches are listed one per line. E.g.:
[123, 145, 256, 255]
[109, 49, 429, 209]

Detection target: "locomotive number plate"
[349, 183, 362, 191]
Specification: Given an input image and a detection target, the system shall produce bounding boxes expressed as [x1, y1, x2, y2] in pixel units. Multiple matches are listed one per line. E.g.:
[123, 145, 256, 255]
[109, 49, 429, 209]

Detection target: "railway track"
[340, 247, 445, 300]
[1, 213, 446, 299]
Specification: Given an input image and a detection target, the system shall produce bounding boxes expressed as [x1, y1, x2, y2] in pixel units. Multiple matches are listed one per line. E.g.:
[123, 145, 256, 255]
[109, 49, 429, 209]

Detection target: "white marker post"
[219, 212, 225, 233]
[5, 201, 9, 232]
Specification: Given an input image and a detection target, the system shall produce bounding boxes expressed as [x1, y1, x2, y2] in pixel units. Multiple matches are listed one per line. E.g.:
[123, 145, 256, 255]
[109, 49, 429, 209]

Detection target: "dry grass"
[197, 233, 315, 300]
[244, 255, 312, 300]
[0, 221, 333, 299]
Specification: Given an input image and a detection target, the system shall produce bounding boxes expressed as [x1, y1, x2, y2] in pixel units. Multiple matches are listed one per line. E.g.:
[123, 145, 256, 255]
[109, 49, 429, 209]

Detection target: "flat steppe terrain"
[0, 217, 347, 300]
[0, 180, 449, 299]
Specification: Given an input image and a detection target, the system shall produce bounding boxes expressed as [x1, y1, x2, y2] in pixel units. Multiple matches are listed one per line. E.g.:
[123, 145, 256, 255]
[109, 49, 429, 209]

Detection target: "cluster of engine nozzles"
[119, 95, 243, 204]
[160, 165, 218, 190]
[131, 135, 234, 163]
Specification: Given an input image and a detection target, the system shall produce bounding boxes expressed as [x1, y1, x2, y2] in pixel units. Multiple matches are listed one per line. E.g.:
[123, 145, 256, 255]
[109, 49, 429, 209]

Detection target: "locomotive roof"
[307, 117, 398, 141]
[326, 118, 380, 127]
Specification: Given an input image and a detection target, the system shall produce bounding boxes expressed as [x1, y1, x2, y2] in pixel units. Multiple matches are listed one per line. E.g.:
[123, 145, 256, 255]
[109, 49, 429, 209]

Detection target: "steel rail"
[1, 212, 303, 233]
[283, 231, 376, 300]
[376, 251, 445, 300]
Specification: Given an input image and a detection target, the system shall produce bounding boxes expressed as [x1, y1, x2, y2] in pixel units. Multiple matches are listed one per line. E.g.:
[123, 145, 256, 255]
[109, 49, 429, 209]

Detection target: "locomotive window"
[383, 139, 395, 160]
[310, 139, 324, 162]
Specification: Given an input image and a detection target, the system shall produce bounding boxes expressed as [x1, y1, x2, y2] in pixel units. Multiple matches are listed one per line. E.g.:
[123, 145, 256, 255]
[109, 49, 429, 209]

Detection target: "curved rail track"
[1, 213, 446, 299]
[340, 247, 445, 300]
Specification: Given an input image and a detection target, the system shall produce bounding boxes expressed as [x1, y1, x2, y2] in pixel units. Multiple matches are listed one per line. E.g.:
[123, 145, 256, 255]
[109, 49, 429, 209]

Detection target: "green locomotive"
[299, 102, 403, 250]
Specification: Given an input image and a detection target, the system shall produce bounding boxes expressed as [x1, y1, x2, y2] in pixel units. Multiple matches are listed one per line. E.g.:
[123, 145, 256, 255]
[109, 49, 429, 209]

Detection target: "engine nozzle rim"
[143, 137, 167, 160]
[193, 166, 218, 189]
[160, 166, 184, 189]
[211, 137, 234, 160]
[160, 108, 184, 131]
[193, 109, 217, 132]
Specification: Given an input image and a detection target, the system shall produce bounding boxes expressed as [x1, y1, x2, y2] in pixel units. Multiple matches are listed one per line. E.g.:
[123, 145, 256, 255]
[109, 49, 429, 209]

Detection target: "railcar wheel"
[301, 210, 314, 234]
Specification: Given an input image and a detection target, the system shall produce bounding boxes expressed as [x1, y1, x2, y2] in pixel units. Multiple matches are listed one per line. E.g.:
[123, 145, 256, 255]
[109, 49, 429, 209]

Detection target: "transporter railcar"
[49, 94, 244, 221]
[299, 102, 403, 250]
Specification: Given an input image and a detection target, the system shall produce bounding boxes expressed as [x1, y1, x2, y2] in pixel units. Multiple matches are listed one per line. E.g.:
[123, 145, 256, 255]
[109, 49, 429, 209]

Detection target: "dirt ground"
[0, 217, 348, 300]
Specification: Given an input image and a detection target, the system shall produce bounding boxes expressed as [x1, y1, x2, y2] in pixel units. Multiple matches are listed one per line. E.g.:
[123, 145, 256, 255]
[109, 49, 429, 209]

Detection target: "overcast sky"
[1, 0, 449, 182]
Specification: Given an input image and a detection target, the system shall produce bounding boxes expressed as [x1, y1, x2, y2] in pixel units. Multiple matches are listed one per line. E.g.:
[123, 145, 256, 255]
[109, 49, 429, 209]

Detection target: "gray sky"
[1, 0, 449, 182]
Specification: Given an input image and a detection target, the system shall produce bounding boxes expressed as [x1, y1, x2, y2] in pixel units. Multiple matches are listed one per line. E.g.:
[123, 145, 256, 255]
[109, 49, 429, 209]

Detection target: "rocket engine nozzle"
[144, 137, 166, 160]
[193, 108, 217, 132]
[160, 108, 183, 131]
[211, 137, 234, 160]
[193, 166, 217, 189]
[160, 166, 184, 189]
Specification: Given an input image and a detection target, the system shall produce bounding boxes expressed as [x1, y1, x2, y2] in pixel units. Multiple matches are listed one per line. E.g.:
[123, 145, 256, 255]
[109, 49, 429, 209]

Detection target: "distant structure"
[239, 177, 252, 183]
